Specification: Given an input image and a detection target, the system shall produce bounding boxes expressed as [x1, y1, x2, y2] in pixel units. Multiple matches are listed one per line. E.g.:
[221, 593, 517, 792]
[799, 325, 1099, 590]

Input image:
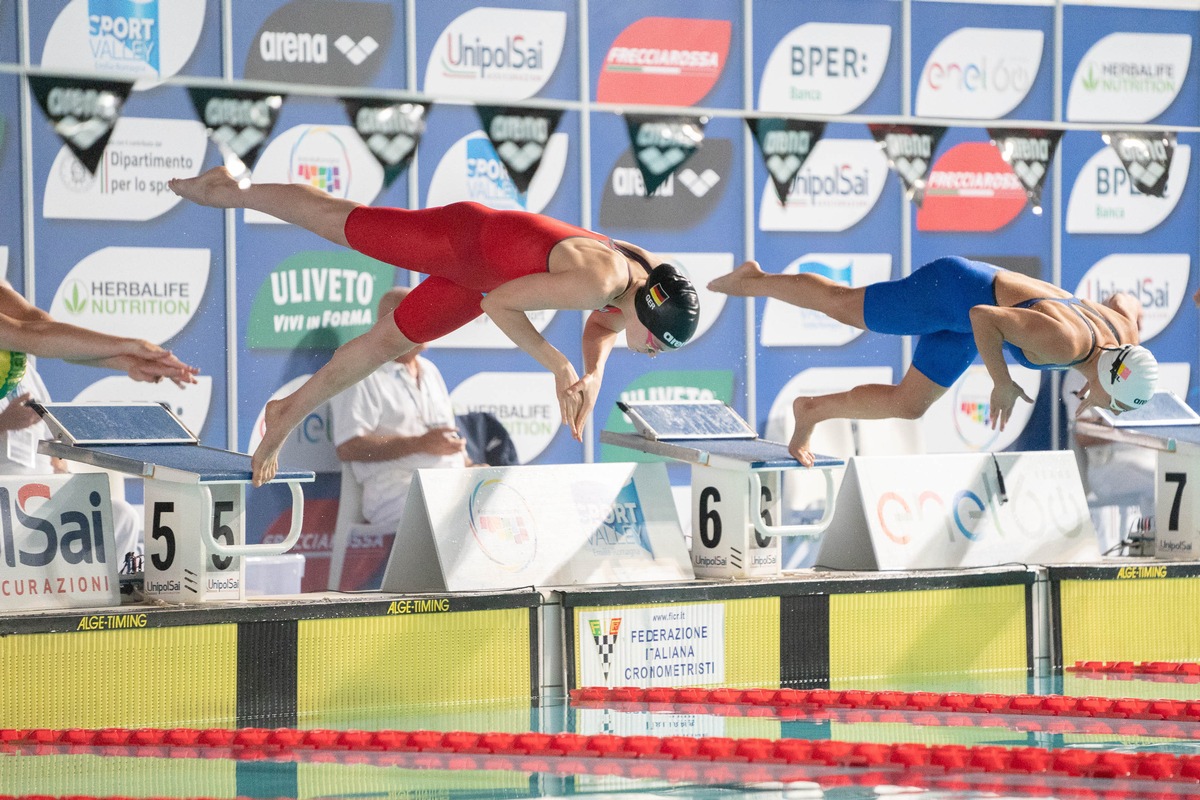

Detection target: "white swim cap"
[1097, 345, 1158, 410]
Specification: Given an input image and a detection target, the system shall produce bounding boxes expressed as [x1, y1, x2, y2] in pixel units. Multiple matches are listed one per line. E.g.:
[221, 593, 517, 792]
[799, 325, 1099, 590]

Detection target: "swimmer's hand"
[988, 380, 1032, 431]
[555, 364, 586, 441]
[563, 372, 601, 443]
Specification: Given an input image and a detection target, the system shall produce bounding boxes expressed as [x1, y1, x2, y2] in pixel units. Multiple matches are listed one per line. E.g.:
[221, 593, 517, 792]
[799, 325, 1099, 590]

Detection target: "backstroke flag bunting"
[867, 123, 947, 207]
[188, 87, 285, 185]
[344, 98, 430, 188]
[624, 114, 708, 196]
[988, 127, 1063, 215]
[477, 106, 563, 195]
[747, 117, 826, 205]
[28, 74, 133, 176]
[1103, 130, 1176, 198]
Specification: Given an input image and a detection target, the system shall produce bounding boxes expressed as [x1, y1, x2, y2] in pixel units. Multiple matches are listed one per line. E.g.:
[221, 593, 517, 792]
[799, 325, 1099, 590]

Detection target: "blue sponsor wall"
[0, 0, 1197, 557]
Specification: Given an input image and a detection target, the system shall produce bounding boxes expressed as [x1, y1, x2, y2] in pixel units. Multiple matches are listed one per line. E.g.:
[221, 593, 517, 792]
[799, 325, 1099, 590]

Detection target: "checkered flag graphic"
[588, 617, 622, 685]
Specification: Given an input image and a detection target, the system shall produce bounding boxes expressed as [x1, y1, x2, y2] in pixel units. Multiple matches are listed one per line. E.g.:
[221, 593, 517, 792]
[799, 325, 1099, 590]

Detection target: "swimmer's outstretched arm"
[479, 271, 612, 441]
[252, 314, 415, 486]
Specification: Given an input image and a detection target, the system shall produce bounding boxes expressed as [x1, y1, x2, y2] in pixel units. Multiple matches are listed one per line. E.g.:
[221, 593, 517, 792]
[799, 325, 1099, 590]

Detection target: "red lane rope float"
[7, 726, 1200, 792]
[1069, 661, 1200, 680]
[572, 686, 1200, 724]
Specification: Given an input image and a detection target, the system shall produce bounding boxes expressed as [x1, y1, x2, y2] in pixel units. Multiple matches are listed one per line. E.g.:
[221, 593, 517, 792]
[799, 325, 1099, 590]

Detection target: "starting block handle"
[201, 481, 306, 557]
[749, 470, 836, 538]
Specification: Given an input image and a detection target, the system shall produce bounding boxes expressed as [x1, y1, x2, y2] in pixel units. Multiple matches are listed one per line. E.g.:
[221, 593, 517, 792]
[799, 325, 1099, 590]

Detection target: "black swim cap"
[634, 264, 700, 349]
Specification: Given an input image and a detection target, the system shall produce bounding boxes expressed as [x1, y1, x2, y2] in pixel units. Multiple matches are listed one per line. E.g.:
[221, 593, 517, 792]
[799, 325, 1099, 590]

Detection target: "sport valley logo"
[244, 0, 393, 86]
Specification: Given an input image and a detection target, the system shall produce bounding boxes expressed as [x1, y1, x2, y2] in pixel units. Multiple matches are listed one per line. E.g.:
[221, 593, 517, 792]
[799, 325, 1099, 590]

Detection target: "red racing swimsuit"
[344, 201, 611, 342]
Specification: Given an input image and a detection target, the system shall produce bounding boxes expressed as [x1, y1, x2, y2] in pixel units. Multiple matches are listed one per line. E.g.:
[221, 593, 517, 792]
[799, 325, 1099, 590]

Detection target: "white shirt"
[329, 356, 465, 527]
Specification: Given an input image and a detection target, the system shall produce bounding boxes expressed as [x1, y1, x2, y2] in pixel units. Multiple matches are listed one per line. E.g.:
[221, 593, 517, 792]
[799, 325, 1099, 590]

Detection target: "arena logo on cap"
[49, 247, 208, 343]
[758, 139, 888, 232]
[916, 143, 1026, 232]
[757, 22, 892, 115]
[1066, 32, 1191, 123]
[41, 0, 204, 90]
[450, 372, 557, 464]
[1072, 253, 1188, 343]
[762, 254, 892, 347]
[244, 1, 393, 86]
[245, 125, 382, 224]
[44, 116, 206, 221]
[426, 131, 568, 215]
[1066, 144, 1190, 235]
[423, 7, 566, 101]
[915, 27, 1043, 119]
[597, 17, 731, 106]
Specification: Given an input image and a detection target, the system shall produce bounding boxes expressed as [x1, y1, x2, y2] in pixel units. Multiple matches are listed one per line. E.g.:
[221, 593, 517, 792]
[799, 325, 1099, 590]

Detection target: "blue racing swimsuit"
[862, 256, 1119, 388]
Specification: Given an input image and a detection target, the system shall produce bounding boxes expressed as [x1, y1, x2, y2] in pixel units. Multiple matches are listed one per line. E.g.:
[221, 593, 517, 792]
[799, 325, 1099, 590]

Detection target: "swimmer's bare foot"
[788, 396, 817, 468]
[251, 399, 287, 486]
[707, 260, 767, 296]
[168, 166, 245, 208]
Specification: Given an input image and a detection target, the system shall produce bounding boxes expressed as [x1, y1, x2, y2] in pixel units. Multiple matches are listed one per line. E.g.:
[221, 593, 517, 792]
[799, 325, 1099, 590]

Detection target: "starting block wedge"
[601, 401, 844, 578]
[33, 401, 315, 603]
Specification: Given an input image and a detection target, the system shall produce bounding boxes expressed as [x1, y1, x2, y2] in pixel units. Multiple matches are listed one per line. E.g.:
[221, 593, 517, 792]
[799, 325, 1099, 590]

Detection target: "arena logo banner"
[988, 127, 1063, 215]
[244, 0, 393, 86]
[747, 117, 826, 206]
[759, 139, 888, 232]
[624, 114, 708, 196]
[43, 116, 207, 221]
[245, 251, 394, 350]
[423, 7, 567, 101]
[48, 246, 209, 343]
[1066, 143, 1190, 234]
[1102, 130, 1175, 199]
[597, 17, 731, 106]
[868, 123, 945, 207]
[915, 27, 1043, 119]
[426, 130, 568, 213]
[187, 87, 284, 184]
[477, 106, 563, 195]
[761, 255, 892, 347]
[1066, 33, 1191, 123]
[916, 142, 1026, 232]
[40, 0, 205, 90]
[1073, 253, 1189, 343]
[248, 374, 341, 472]
[449, 372, 557, 464]
[758, 22, 892, 115]
[28, 74, 132, 175]
[245, 124, 382, 224]
[599, 138, 731, 230]
[600, 370, 733, 464]
[343, 99, 428, 188]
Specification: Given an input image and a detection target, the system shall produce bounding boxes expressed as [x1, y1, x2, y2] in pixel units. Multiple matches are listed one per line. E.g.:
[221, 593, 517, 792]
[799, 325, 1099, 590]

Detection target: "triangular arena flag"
[867, 123, 947, 207]
[477, 106, 563, 195]
[624, 114, 708, 196]
[1103, 130, 1176, 198]
[747, 117, 826, 205]
[28, 74, 133, 175]
[988, 127, 1063, 215]
[188, 87, 284, 184]
[344, 98, 429, 188]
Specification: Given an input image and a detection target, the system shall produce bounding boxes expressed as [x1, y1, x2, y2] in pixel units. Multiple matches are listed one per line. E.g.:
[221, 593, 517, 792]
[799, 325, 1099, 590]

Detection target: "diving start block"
[33, 402, 315, 604]
[601, 401, 844, 578]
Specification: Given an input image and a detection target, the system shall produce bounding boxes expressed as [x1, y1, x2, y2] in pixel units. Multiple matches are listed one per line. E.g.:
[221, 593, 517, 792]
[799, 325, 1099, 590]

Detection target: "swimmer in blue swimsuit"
[709, 256, 1159, 466]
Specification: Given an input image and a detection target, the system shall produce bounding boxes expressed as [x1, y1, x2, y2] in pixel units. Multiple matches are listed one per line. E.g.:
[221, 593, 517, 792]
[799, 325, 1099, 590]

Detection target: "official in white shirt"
[330, 287, 468, 528]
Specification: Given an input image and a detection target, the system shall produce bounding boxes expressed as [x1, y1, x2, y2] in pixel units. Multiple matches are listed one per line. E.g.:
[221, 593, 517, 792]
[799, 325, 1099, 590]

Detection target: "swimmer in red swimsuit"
[169, 167, 700, 486]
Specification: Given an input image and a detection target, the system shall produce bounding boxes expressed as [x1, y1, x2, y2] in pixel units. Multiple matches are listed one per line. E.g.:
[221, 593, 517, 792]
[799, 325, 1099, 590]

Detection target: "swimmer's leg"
[708, 261, 867, 328]
[169, 167, 359, 247]
[253, 313, 416, 486]
[789, 368, 947, 466]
